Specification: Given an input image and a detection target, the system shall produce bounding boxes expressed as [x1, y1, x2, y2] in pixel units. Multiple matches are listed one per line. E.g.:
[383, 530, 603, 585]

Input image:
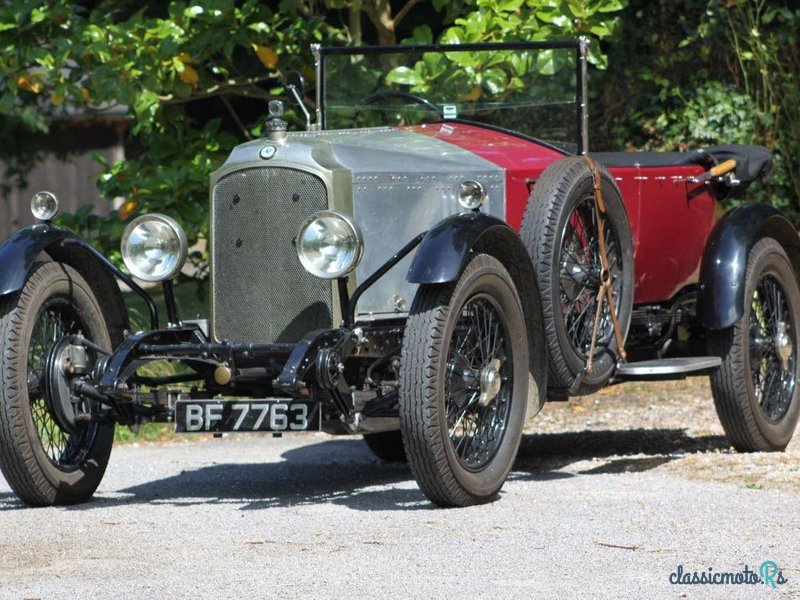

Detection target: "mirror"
[285, 71, 306, 99]
[284, 71, 311, 129]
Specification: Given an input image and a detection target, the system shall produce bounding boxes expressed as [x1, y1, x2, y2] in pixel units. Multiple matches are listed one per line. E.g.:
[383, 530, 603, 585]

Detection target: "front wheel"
[0, 261, 115, 506]
[399, 254, 529, 507]
[708, 238, 800, 451]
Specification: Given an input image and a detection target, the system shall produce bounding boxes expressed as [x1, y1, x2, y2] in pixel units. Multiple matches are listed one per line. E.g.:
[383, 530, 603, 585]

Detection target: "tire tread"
[400, 254, 525, 507]
[708, 238, 799, 452]
[0, 261, 113, 506]
[520, 157, 632, 396]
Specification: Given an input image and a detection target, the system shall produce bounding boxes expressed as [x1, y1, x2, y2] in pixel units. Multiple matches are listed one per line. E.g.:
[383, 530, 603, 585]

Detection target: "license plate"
[174, 398, 321, 433]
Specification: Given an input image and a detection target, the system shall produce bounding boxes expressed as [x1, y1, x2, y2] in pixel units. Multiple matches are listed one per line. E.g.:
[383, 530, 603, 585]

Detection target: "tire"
[399, 254, 529, 507]
[363, 430, 407, 462]
[0, 261, 115, 506]
[521, 156, 634, 396]
[708, 238, 800, 451]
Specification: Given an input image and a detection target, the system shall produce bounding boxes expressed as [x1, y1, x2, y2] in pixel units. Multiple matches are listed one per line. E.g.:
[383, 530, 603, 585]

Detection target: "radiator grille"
[212, 167, 332, 343]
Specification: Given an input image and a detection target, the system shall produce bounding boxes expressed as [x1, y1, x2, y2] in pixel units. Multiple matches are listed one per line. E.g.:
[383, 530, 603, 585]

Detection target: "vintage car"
[0, 40, 797, 508]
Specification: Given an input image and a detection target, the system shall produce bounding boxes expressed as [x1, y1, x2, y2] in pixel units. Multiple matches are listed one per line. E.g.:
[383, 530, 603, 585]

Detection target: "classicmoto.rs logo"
[669, 561, 788, 589]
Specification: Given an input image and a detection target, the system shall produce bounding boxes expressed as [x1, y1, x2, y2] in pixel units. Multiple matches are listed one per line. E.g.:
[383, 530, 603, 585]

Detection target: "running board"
[614, 356, 722, 380]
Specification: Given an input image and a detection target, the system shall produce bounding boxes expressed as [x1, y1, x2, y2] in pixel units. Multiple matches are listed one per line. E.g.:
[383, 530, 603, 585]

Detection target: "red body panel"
[409, 122, 718, 305]
[410, 122, 563, 230]
[608, 166, 716, 303]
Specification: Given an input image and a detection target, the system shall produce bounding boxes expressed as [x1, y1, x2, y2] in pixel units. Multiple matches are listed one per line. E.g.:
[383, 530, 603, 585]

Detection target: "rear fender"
[407, 212, 547, 417]
[698, 204, 800, 330]
[0, 225, 129, 346]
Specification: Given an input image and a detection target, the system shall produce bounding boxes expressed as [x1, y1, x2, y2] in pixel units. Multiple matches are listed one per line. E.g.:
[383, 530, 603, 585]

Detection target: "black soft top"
[593, 145, 772, 188]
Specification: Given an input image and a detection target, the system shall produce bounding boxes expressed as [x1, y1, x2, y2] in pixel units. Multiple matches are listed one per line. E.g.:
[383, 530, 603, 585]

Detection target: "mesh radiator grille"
[212, 167, 332, 343]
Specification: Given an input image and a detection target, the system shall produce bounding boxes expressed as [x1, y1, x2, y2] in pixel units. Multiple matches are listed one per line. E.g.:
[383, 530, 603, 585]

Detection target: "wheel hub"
[563, 261, 587, 281]
[44, 336, 92, 434]
[478, 358, 502, 406]
[775, 321, 793, 372]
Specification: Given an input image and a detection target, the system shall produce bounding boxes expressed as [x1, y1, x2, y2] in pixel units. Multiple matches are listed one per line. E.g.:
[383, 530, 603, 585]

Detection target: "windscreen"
[321, 43, 581, 153]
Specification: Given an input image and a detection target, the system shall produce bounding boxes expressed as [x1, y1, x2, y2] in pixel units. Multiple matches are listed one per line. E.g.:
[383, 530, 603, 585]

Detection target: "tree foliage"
[0, 0, 629, 268]
[0, 0, 336, 264]
[435, 0, 626, 67]
[722, 0, 800, 213]
[1, 0, 798, 272]
[594, 0, 799, 218]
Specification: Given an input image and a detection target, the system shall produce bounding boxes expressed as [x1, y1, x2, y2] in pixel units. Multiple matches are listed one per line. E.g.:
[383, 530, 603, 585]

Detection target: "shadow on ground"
[0, 428, 729, 511]
[513, 428, 728, 477]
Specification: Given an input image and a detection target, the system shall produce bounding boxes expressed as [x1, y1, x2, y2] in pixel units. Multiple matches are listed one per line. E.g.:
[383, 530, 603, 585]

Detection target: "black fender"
[407, 211, 547, 417]
[407, 212, 506, 284]
[0, 225, 129, 346]
[698, 203, 800, 330]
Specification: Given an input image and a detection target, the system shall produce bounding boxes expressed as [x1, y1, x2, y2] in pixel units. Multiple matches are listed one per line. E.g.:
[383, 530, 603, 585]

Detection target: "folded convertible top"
[593, 145, 772, 189]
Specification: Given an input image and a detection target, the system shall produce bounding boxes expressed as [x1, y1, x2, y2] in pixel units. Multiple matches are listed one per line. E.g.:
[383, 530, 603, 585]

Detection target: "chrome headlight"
[457, 180, 486, 210]
[121, 214, 188, 282]
[296, 211, 364, 279]
[31, 191, 59, 221]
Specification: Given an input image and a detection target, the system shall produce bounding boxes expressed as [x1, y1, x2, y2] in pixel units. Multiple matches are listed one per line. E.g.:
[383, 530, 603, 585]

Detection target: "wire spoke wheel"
[27, 302, 96, 468]
[522, 157, 633, 396]
[444, 296, 511, 471]
[399, 254, 530, 507]
[748, 275, 795, 422]
[709, 238, 800, 452]
[559, 195, 623, 359]
[0, 261, 115, 506]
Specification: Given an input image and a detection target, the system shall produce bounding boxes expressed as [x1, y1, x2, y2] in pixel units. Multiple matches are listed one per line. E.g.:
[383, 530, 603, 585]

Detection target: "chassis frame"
[43, 211, 536, 438]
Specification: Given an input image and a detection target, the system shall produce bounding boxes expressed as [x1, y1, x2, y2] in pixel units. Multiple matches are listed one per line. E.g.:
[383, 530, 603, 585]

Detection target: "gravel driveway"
[0, 377, 797, 599]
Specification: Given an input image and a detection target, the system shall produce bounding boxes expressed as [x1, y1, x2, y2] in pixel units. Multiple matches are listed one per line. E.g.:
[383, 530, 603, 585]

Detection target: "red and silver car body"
[210, 120, 715, 344]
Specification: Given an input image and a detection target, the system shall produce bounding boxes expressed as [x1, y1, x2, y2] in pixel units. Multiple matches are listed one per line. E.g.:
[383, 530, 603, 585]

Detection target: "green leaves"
[0, 0, 328, 267]
[481, 67, 508, 94]
[722, 0, 800, 218]
[386, 66, 424, 86]
[435, 0, 626, 67]
[0, 0, 321, 132]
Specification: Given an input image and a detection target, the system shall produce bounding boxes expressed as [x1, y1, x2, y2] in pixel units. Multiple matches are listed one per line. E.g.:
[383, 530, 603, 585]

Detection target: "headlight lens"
[457, 180, 486, 210]
[296, 211, 363, 279]
[31, 191, 59, 221]
[121, 214, 188, 282]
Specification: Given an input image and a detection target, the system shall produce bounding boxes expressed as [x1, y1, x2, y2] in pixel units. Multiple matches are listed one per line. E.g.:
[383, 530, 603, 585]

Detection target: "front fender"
[698, 203, 800, 329]
[0, 224, 130, 345]
[0, 224, 73, 296]
[407, 212, 513, 284]
[406, 211, 547, 419]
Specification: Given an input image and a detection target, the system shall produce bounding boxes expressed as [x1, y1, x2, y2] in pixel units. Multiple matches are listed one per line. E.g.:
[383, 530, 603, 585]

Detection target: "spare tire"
[521, 156, 634, 396]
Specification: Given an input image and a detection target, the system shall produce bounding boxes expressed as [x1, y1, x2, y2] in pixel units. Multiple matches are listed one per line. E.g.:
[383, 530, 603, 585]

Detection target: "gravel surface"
[0, 377, 798, 599]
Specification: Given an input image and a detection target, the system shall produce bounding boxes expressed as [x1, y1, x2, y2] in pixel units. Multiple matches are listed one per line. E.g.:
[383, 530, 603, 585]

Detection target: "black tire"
[521, 156, 634, 396]
[0, 261, 115, 506]
[708, 238, 800, 451]
[399, 254, 528, 507]
[363, 430, 407, 462]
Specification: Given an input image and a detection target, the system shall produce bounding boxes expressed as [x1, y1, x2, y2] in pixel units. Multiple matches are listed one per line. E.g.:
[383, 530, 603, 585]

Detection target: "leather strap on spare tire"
[583, 156, 627, 372]
[520, 155, 634, 398]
